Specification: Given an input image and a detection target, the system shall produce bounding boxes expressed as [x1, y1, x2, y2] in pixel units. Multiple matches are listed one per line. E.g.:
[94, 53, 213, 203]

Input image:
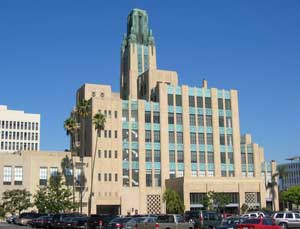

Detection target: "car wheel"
[279, 223, 288, 229]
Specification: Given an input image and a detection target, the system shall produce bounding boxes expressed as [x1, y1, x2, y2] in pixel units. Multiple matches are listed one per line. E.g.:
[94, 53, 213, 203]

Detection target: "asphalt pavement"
[0, 222, 30, 228]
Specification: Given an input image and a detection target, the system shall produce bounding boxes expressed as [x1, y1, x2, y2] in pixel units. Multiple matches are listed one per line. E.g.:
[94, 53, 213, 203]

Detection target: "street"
[0, 223, 30, 229]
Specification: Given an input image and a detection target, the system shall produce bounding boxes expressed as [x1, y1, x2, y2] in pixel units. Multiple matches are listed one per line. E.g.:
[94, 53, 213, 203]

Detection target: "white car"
[241, 212, 265, 218]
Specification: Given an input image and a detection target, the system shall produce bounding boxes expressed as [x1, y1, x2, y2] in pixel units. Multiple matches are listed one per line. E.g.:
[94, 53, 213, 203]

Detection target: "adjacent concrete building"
[278, 157, 300, 191]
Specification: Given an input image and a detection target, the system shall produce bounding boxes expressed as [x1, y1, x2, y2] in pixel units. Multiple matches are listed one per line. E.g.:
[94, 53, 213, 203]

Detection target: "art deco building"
[71, 8, 278, 215]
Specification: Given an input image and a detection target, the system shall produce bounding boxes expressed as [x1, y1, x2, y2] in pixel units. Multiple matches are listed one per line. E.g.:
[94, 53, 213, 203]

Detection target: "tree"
[163, 189, 185, 214]
[88, 111, 106, 216]
[282, 186, 300, 209]
[2, 189, 32, 215]
[76, 99, 90, 158]
[207, 191, 230, 213]
[241, 203, 248, 214]
[34, 173, 77, 213]
[0, 203, 6, 219]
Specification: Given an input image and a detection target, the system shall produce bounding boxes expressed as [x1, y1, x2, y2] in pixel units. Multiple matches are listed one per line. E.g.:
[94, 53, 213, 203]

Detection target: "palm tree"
[76, 100, 90, 158]
[88, 112, 106, 216]
[63, 117, 79, 205]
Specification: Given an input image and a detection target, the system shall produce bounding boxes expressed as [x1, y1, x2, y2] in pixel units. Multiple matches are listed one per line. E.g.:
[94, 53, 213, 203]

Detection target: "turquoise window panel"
[227, 146, 233, 152]
[191, 163, 197, 170]
[242, 164, 247, 171]
[199, 164, 206, 171]
[241, 145, 246, 153]
[153, 123, 160, 130]
[221, 164, 227, 171]
[219, 110, 225, 116]
[122, 101, 129, 109]
[154, 143, 161, 150]
[224, 91, 231, 99]
[247, 145, 253, 153]
[177, 144, 184, 151]
[154, 162, 161, 170]
[219, 127, 225, 134]
[208, 163, 215, 170]
[204, 89, 211, 97]
[261, 162, 266, 172]
[207, 145, 214, 152]
[227, 164, 234, 171]
[169, 143, 175, 150]
[217, 90, 224, 98]
[131, 142, 138, 149]
[145, 123, 152, 130]
[169, 163, 176, 170]
[248, 164, 254, 172]
[198, 126, 204, 133]
[175, 86, 182, 95]
[122, 161, 129, 169]
[122, 122, 129, 129]
[168, 125, 175, 131]
[267, 163, 272, 172]
[146, 162, 152, 170]
[190, 144, 197, 151]
[196, 88, 203, 96]
[189, 87, 195, 96]
[206, 109, 212, 115]
[145, 102, 151, 111]
[190, 126, 197, 132]
[176, 125, 183, 132]
[197, 108, 204, 115]
[122, 142, 129, 149]
[226, 110, 232, 117]
[132, 161, 139, 169]
[220, 145, 226, 152]
[178, 163, 184, 170]
[167, 85, 174, 94]
[168, 106, 174, 113]
[226, 128, 233, 134]
[153, 103, 160, 111]
[199, 144, 206, 151]
[189, 107, 196, 114]
[176, 106, 183, 113]
[206, 127, 213, 133]
[131, 122, 138, 130]
[145, 143, 152, 150]
[131, 101, 138, 110]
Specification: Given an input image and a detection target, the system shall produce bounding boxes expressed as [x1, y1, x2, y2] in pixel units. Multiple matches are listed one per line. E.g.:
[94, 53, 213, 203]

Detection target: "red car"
[237, 217, 280, 229]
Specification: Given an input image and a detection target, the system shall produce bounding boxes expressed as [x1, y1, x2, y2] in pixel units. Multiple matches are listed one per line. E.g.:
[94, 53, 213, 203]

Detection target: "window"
[154, 170, 161, 187]
[205, 97, 212, 108]
[39, 167, 47, 185]
[122, 169, 129, 187]
[168, 94, 174, 106]
[154, 131, 160, 143]
[98, 173, 101, 181]
[241, 153, 246, 164]
[198, 133, 205, 144]
[197, 96, 203, 108]
[208, 170, 214, 177]
[114, 131, 118, 138]
[227, 134, 233, 146]
[207, 152, 214, 163]
[114, 150, 118, 158]
[3, 166, 12, 185]
[189, 96, 195, 107]
[206, 115, 212, 127]
[176, 113, 183, 125]
[132, 169, 139, 187]
[14, 167, 23, 185]
[131, 150, 138, 162]
[145, 111, 151, 123]
[122, 149, 129, 161]
[169, 131, 175, 143]
[177, 151, 184, 163]
[226, 117, 232, 128]
[122, 130, 129, 142]
[199, 152, 205, 163]
[177, 170, 184, 177]
[176, 95, 182, 106]
[286, 214, 293, 219]
[153, 112, 160, 123]
[219, 116, 225, 127]
[146, 150, 152, 162]
[146, 170, 152, 187]
[145, 130, 152, 142]
[131, 130, 138, 142]
[104, 173, 107, 181]
[220, 134, 225, 145]
[169, 151, 175, 163]
[154, 150, 161, 162]
[104, 150, 107, 158]
[228, 152, 234, 164]
[104, 130, 107, 138]
[122, 109, 129, 122]
[190, 133, 197, 144]
[218, 98, 224, 109]
[225, 99, 231, 110]
[50, 167, 58, 177]
[108, 130, 111, 138]
[115, 173, 118, 182]
[248, 153, 254, 164]
[191, 151, 197, 163]
[206, 133, 213, 145]
[168, 113, 174, 124]
[221, 170, 227, 177]
[189, 114, 196, 126]
[198, 115, 204, 126]
[221, 152, 226, 164]
[114, 110, 118, 118]
[177, 132, 183, 144]
[109, 150, 112, 158]
[109, 173, 112, 181]
[199, 171, 206, 177]
[169, 170, 176, 178]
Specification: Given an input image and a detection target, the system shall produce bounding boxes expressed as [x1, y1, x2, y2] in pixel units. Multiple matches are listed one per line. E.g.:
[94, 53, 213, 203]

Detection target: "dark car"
[29, 215, 53, 228]
[216, 217, 246, 229]
[107, 217, 133, 229]
[63, 216, 88, 229]
[184, 210, 222, 229]
[16, 212, 44, 226]
[6, 215, 17, 224]
[51, 213, 82, 229]
[87, 214, 117, 229]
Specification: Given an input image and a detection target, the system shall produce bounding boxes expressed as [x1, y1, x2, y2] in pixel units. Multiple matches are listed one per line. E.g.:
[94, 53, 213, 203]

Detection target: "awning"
[190, 204, 204, 208]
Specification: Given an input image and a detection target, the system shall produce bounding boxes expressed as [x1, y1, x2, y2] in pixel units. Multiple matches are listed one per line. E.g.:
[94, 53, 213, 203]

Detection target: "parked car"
[51, 213, 82, 229]
[184, 210, 222, 229]
[273, 212, 300, 229]
[216, 217, 247, 229]
[87, 214, 116, 229]
[241, 212, 265, 219]
[125, 217, 153, 229]
[137, 214, 194, 229]
[63, 216, 88, 229]
[236, 217, 280, 229]
[107, 217, 133, 229]
[15, 212, 43, 226]
[6, 215, 17, 224]
[28, 215, 53, 228]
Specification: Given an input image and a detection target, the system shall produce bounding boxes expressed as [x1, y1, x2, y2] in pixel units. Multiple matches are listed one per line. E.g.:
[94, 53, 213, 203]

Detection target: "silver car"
[273, 212, 300, 229]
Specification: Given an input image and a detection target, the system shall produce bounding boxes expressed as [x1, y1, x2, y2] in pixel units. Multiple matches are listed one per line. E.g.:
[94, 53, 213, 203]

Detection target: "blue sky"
[0, 1, 299, 163]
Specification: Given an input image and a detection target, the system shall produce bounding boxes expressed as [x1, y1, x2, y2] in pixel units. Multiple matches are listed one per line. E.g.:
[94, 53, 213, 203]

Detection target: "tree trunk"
[71, 133, 76, 207]
[88, 130, 98, 216]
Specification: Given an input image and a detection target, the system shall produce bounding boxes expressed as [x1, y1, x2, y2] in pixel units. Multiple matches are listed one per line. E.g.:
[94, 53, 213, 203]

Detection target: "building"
[278, 157, 300, 191]
[70, 9, 279, 215]
[0, 105, 40, 153]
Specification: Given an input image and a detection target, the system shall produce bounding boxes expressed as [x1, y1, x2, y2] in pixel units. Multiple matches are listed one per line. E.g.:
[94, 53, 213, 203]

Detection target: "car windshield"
[221, 218, 243, 225]
[243, 218, 260, 224]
